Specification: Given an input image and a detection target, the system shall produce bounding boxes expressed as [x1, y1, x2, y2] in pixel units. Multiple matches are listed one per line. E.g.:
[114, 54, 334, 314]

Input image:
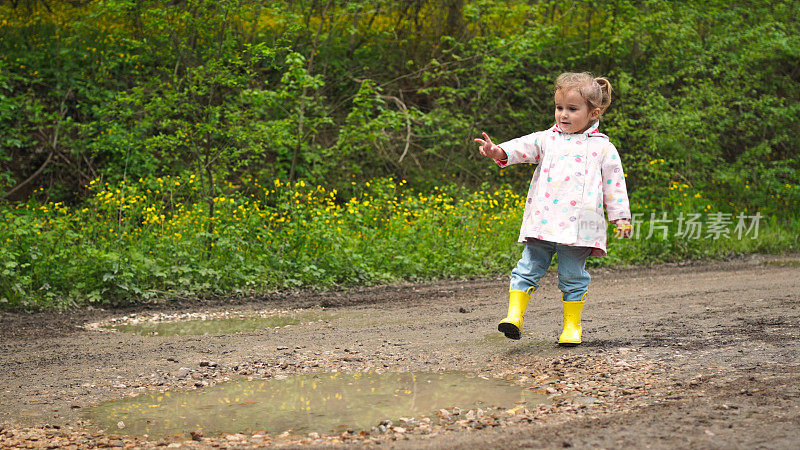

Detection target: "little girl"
[475, 72, 632, 345]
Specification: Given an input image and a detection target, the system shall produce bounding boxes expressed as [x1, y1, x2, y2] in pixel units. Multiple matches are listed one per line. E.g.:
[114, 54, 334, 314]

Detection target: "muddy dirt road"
[1, 255, 799, 448]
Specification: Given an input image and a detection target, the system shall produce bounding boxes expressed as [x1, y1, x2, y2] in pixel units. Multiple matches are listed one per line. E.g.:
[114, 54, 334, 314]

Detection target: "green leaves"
[2, 0, 798, 208]
[1, 0, 799, 310]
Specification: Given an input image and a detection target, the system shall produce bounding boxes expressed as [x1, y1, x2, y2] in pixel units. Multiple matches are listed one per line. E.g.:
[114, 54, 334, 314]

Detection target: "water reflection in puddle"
[87, 372, 546, 438]
[109, 316, 301, 336]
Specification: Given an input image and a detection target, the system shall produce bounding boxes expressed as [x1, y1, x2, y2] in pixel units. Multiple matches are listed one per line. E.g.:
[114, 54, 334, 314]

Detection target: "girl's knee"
[557, 266, 590, 283]
[557, 271, 591, 292]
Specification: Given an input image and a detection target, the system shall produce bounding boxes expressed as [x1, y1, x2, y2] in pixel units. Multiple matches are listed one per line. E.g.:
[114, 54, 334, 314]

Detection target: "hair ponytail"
[594, 77, 613, 115]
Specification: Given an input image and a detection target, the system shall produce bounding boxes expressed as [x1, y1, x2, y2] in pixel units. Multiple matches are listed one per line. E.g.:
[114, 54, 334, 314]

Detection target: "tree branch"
[379, 94, 412, 163]
[2, 149, 53, 200]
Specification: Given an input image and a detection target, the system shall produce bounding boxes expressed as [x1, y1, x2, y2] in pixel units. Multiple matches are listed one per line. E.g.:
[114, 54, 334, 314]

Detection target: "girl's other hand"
[613, 219, 633, 238]
[474, 132, 507, 160]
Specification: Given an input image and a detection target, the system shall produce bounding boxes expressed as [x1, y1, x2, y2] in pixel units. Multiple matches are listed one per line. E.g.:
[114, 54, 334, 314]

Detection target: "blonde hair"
[554, 72, 613, 117]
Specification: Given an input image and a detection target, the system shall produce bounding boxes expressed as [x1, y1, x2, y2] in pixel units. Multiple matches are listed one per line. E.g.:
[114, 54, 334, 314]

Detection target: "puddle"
[86, 372, 547, 438]
[765, 259, 800, 267]
[109, 316, 301, 336]
[86, 309, 332, 336]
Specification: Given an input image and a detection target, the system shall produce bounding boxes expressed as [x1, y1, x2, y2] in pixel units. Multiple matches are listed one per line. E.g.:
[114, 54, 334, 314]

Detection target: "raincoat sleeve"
[600, 142, 631, 222]
[494, 131, 546, 168]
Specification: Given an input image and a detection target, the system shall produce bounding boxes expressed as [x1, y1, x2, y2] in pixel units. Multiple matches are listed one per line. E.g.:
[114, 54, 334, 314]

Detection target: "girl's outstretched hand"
[474, 132, 507, 160]
[613, 219, 633, 238]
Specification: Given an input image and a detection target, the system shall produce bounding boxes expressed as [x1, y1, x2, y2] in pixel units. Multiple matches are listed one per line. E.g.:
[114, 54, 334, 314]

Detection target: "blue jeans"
[509, 239, 591, 302]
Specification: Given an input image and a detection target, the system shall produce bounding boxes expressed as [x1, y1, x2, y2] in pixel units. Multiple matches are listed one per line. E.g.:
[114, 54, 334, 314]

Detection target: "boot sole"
[498, 323, 521, 340]
[558, 341, 580, 347]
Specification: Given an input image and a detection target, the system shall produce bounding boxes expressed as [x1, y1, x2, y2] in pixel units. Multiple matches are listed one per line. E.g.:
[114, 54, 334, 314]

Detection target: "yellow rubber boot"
[558, 293, 586, 346]
[498, 289, 532, 340]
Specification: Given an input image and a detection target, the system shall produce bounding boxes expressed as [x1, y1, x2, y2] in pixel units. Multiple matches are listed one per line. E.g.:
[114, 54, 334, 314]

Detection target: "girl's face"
[554, 88, 600, 134]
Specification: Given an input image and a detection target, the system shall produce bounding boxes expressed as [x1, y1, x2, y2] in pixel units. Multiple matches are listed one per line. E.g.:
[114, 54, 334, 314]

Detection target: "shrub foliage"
[1, 0, 798, 309]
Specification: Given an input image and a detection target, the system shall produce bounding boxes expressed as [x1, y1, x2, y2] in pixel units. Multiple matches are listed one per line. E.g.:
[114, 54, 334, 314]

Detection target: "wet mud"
[1, 254, 799, 448]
